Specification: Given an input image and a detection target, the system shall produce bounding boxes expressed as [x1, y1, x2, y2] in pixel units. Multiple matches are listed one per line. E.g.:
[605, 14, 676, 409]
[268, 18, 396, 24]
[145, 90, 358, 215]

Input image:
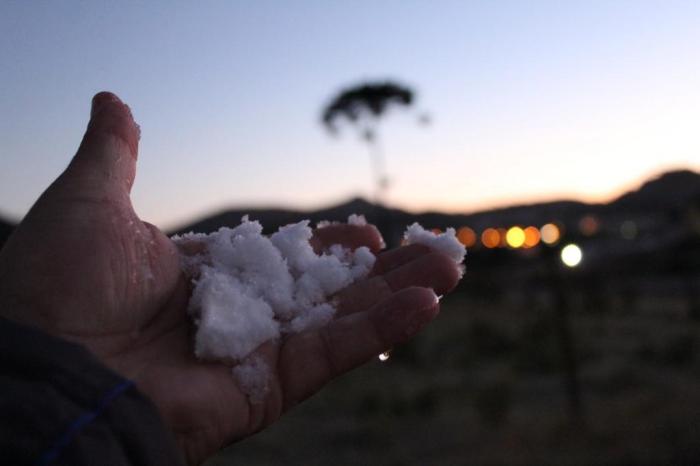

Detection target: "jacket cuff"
[0, 317, 185, 465]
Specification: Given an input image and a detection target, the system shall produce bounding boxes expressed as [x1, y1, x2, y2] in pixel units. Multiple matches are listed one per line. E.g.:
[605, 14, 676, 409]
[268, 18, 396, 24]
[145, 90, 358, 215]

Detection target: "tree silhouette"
[321, 81, 418, 203]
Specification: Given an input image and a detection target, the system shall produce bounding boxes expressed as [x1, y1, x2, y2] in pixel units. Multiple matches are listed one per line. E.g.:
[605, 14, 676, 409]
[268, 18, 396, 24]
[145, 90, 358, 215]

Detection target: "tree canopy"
[321, 82, 414, 141]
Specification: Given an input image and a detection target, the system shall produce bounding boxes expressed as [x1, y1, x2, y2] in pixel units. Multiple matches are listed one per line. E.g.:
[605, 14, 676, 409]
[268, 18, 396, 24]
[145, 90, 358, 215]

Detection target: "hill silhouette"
[172, 169, 700, 239]
[0, 217, 14, 250]
[612, 169, 700, 212]
[1, 169, 698, 251]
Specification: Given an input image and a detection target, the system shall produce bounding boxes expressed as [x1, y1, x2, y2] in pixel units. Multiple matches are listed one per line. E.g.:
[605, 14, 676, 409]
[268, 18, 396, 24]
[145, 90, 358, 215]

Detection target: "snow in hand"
[173, 216, 466, 400]
[403, 223, 467, 266]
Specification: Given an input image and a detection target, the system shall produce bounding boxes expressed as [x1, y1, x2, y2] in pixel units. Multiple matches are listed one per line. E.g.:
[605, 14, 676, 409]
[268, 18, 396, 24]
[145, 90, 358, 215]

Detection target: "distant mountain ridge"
[1, 170, 698, 251]
[613, 169, 700, 211]
[172, 169, 700, 241]
[0, 217, 14, 250]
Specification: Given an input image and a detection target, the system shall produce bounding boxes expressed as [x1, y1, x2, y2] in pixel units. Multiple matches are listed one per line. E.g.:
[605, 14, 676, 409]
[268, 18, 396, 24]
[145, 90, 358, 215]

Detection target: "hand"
[0, 92, 460, 465]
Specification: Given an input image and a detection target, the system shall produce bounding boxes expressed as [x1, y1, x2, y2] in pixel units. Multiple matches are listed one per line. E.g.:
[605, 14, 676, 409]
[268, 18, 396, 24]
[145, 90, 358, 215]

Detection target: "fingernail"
[379, 296, 439, 343]
[373, 225, 387, 250]
[402, 303, 439, 340]
[91, 92, 121, 118]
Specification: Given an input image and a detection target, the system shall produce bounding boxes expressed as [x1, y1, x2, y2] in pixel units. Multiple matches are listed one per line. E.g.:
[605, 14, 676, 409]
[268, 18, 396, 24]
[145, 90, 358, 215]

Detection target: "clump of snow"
[317, 214, 366, 229]
[173, 215, 376, 400]
[403, 223, 467, 265]
[315, 220, 336, 229]
[174, 216, 466, 401]
[231, 355, 271, 404]
[347, 214, 367, 226]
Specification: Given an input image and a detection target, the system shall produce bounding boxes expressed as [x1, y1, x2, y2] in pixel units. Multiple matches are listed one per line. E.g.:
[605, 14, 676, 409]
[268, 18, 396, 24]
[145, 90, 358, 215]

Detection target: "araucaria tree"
[321, 81, 417, 203]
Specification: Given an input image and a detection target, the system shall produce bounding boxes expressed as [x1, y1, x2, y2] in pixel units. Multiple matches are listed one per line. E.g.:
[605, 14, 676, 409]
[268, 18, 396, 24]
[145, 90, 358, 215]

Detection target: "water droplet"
[378, 351, 391, 362]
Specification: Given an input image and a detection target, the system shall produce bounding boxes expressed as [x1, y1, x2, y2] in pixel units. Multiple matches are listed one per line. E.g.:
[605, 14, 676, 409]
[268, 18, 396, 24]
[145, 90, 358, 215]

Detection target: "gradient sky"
[1, 1, 699, 229]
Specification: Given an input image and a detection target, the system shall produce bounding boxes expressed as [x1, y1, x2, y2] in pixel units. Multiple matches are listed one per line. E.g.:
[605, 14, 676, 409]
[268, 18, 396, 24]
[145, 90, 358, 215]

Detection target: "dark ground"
[207, 269, 700, 466]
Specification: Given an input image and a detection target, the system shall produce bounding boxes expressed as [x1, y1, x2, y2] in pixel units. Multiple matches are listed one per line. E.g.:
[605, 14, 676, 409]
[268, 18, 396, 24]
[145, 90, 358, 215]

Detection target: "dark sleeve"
[0, 317, 186, 466]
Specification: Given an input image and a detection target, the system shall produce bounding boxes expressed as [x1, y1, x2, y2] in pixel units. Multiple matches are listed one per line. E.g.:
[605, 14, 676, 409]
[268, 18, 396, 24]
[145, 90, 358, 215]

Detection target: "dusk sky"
[1, 1, 699, 230]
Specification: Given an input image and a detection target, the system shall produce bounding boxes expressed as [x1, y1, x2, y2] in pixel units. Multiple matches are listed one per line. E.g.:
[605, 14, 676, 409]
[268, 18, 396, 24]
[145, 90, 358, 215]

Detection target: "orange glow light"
[523, 226, 540, 248]
[497, 228, 508, 247]
[579, 215, 600, 236]
[457, 226, 477, 248]
[481, 228, 500, 249]
[506, 226, 526, 248]
[540, 223, 560, 245]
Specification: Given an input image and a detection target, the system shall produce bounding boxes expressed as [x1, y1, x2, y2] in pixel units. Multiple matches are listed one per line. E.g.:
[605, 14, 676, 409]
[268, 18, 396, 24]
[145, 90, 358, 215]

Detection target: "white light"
[378, 351, 391, 362]
[540, 223, 561, 245]
[561, 244, 582, 267]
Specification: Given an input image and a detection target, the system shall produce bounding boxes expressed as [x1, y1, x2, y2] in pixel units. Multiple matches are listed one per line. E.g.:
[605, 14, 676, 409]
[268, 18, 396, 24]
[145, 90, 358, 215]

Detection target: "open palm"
[0, 93, 459, 465]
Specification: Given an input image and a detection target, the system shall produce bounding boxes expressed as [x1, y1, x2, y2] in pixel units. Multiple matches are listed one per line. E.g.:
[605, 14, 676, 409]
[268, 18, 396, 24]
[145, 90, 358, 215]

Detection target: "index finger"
[310, 224, 384, 254]
[279, 286, 439, 409]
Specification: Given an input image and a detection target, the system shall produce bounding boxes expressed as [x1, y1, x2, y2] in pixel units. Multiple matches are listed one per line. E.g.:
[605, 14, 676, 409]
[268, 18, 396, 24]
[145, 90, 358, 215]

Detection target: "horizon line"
[163, 165, 697, 231]
[0, 165, 696, 230]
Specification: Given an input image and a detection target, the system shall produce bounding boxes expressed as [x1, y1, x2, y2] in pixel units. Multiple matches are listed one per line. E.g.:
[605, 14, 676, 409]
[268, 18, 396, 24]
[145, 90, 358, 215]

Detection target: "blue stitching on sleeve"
[36, 379, 135, 465]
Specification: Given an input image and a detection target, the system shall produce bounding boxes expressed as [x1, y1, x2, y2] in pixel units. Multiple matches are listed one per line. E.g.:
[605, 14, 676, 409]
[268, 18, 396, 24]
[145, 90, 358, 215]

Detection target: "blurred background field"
[207, 282, 700, 465]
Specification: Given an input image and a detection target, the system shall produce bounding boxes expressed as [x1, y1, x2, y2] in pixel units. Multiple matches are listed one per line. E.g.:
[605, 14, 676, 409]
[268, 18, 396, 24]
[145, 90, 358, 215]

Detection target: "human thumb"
[60, 92, 141, 197]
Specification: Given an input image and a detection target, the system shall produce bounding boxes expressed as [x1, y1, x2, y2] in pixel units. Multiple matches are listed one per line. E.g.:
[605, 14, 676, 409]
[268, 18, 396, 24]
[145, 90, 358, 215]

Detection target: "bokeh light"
[497, 228, 508, 247]
[579, 215, 600, 236]
[561, 244, 583, 267]
[620, 220, 637, 240]
[540, 223, 561, 245]
[481, 228, 501, 249]
[457, 226, 477, 248]
[506, 226, 526, 248]
[523, 226, 541, 248]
